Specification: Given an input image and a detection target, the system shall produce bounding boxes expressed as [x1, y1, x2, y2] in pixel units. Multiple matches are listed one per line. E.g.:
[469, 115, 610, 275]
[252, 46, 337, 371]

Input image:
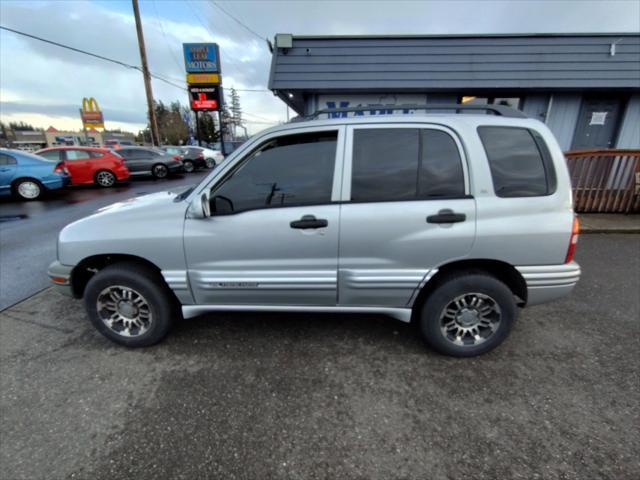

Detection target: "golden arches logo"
[82, 97, 101, 113]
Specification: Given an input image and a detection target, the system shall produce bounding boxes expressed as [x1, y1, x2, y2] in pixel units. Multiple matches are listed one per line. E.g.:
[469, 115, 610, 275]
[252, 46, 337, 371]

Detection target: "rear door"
[338, 124, 476, 307]
[0, 153, 18, 194]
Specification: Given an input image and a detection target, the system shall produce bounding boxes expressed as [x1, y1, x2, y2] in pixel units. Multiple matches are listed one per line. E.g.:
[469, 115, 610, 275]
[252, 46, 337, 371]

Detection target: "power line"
[209, 1, 266, 42]
[0, 24, 186, 92]
[151, 0, 184, 72]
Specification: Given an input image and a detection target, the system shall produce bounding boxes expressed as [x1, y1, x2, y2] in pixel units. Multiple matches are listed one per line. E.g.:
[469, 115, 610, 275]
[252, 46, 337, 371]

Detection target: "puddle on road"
[0, 214, 28, 223]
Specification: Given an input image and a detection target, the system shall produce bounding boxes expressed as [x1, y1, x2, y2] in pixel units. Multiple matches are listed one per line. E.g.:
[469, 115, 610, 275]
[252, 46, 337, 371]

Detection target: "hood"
[93, 191, 178, 216]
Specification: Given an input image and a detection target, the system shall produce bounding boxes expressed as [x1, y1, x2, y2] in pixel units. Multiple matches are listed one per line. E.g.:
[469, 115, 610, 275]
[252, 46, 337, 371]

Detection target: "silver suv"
[48, 105, 581, 357]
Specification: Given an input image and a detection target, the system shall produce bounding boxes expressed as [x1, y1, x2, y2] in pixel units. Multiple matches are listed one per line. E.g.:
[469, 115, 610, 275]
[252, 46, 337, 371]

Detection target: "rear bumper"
[516, 262, 581, 306]
[115, 167, 130, 180]
[47, 260, 75, 297]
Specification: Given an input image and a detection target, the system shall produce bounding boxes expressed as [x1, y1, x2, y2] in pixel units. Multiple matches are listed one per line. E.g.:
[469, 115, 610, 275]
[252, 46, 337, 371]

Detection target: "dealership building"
[269, 33, 640, 151]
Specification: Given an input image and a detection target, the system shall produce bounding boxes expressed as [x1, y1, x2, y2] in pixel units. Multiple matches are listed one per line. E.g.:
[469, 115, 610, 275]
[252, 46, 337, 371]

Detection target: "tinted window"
[478, 127, 553, 197]
[351, 128, 465, 202]
[65, 150, 91, 160]
[38, 150, 61, 161]
[89, 151, 104, 159]
[352, 129, 418, 202]
[118, 149, 136, 159]
[210, 131, 337, 214]
[0, 153, 17, 165]
[419, 130, 465, 197]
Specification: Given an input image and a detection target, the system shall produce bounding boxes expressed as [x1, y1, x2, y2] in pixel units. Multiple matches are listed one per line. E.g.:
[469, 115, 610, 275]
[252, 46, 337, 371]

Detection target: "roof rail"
[305, 103, 528, 120]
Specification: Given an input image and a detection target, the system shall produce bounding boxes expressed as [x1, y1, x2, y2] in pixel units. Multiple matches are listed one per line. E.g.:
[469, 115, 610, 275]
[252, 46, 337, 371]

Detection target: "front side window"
[351, 128, 465, 202]
[210, 131, 337, 214]
[478, 126, 555, 197]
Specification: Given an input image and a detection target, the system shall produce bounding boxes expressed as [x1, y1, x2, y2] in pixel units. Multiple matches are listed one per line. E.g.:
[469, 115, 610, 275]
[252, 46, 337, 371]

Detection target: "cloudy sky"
[1, 0, 638, 134]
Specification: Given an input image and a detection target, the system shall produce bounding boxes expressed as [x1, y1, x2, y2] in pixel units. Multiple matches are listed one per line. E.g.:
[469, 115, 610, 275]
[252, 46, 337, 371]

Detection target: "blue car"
[0, 148, 71, 200]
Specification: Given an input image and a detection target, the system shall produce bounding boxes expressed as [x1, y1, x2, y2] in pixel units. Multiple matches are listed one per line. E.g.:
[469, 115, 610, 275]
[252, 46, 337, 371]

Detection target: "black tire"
[205, 158, 215, 169]
[84, 263, 178, 347]
[94, 170, 116, 188]
[183, 160, 195, 173]
[418, 273, 516, 357]
[152, 163, 169, 179]
[13, 178, 43, 200]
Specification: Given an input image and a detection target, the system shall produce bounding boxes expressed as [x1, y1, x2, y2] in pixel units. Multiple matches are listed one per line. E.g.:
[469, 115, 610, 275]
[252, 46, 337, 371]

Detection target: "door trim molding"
[182, 304, 412, 322]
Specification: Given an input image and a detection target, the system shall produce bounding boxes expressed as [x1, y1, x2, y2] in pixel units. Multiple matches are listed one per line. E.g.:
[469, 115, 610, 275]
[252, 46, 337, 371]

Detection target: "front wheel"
[418, 273, 516, 357]
[84, 263, 178, 347]
[152, 164, 168, 179]
[14, 179, 43, 200]
[205, 158, 215, 169]
[95, 170, 116, 187]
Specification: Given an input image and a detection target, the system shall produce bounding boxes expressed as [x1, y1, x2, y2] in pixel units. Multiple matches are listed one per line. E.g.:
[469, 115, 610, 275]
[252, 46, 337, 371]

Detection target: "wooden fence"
[565, 149, 640, 213]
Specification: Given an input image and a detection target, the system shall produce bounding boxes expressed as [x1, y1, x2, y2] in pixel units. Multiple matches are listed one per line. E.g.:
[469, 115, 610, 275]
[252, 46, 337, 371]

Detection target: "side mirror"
[188, 192, 210, 219]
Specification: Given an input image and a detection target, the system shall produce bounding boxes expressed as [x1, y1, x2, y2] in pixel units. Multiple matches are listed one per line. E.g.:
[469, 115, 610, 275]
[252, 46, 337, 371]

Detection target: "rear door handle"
[427, 209, 466, 224]
[290, 215, 328, 229]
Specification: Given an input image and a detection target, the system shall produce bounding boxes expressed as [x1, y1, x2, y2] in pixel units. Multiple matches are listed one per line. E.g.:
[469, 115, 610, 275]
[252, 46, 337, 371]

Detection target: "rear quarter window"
[478, 126, 557, 198]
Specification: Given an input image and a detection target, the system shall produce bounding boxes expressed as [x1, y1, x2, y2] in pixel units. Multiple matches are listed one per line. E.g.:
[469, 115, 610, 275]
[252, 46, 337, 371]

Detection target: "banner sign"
[186, 73, 221, 85]
[80, 97, 104, 129]
[189, 85, 221, 111]
[183, 43, 220, 73]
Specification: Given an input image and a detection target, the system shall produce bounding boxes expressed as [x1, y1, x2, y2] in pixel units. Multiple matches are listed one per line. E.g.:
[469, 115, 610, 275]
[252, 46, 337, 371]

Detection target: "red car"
[36, 147, 130, 187]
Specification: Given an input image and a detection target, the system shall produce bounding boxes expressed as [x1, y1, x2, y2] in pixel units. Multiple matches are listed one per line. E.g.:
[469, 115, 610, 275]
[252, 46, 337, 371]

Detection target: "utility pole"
[132, 0, 160, 146]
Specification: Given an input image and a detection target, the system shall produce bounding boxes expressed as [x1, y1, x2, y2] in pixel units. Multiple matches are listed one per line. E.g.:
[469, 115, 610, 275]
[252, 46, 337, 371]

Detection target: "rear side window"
[0, 153, 17, 165]
[38, 150, 61, 162]
[478, 126, 556, 197]
[351, 128, 465, 202]
[89, 151, 104, 159]
[65, 150, 92, 160]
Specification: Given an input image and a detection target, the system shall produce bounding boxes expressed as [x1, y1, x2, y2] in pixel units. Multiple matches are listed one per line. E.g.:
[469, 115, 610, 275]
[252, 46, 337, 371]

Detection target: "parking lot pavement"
[1, 234, 638, 480]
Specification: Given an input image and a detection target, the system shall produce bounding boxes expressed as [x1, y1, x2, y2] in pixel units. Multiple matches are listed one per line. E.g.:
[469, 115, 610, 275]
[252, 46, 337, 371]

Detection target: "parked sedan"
[161, 146, 216, 172]
[0, 148, 70, 200]
[116, 147, 184, 179]
[37, 147, 129, 188]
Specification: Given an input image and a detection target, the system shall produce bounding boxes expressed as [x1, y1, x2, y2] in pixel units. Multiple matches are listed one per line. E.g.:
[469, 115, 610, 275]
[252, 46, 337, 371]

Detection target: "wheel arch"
[71, 253, 167, 298]
[411, 258, 528, 317]
[11, 176, 44, 190]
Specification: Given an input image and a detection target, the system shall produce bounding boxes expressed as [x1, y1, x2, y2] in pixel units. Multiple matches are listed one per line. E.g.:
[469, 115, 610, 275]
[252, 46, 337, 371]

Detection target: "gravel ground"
[0, 234, 638, 479]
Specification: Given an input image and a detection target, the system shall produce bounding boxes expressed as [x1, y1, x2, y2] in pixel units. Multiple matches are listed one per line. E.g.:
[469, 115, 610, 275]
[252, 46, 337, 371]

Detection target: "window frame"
[342, 123, 470, 203]
[203, 125, 346, 216]
[477, 125, 557, 198]
[63, 149, 92, 161]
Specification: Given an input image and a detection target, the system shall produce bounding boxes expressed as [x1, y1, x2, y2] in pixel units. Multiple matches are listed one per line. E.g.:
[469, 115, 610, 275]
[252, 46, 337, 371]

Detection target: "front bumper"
[516, 261, 581, 306]
[47, 260, 75, 297]
[168, 162, 184, 173]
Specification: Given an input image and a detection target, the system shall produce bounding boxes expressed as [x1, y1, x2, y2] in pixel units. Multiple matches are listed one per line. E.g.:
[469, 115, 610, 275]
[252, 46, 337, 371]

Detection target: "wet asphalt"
[0, 171, 209, 310]
[0, 234, 638, 479]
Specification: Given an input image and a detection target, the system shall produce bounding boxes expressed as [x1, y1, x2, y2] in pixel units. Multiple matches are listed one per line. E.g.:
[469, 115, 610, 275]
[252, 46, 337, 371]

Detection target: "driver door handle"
[290, 215, 328, 229]
[427, 209, 466, 224]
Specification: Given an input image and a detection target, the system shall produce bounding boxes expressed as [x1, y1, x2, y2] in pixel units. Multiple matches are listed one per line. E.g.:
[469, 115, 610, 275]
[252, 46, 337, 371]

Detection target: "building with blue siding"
[268, 33, 640, 151]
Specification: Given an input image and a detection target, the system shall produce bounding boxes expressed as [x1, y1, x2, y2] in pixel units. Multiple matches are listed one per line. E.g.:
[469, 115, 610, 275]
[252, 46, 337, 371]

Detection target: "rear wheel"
[14, 179, 43, 200]
[94, 170, 116, 187]
[418, 273, 516, 357]
[152, 164, 168, 179]
[183, 160, 195, 173]
[84, 263, 177, 347]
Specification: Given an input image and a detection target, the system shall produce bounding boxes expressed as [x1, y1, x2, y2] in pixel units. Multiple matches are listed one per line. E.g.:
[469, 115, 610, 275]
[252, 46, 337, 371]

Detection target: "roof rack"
[304, 103, 527, 120]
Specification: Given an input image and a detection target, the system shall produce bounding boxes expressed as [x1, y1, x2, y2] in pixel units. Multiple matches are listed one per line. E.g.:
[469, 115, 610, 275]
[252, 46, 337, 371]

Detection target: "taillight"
[173, 155, 182, 161]
[197, 153, 204, 160]
[565, 216, 580, 263]
[54, 162, 69, 175]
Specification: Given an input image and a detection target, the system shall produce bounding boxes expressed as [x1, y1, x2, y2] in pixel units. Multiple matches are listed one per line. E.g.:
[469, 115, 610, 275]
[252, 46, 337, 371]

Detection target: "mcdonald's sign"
[80, 97, 104, 129]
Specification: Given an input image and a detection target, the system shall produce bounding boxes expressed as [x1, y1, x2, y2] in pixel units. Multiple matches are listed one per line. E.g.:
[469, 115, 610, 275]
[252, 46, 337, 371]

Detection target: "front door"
[572, 96, 624, 149]
[0, 152, 17, 195]
[63, 149, 93, 183]
[338, 125, 476, 307]
[184, 126, 344, 305]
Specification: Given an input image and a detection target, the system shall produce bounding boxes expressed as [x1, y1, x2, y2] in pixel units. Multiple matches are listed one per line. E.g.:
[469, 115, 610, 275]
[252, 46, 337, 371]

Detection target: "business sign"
[183, 43, 220, 73]
[189, 85, 221, 111]
[80, 97, 104, 129]
[186, 73, 221, 85]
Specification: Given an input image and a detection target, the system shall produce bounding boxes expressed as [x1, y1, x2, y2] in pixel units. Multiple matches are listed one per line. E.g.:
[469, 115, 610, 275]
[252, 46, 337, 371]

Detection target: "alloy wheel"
[96, 171, 116, 187]
[183, 161, 195, 173]
[153, 164, 168, 178]
[96, 285, 152, 337]
[439, 293, 501, 347]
